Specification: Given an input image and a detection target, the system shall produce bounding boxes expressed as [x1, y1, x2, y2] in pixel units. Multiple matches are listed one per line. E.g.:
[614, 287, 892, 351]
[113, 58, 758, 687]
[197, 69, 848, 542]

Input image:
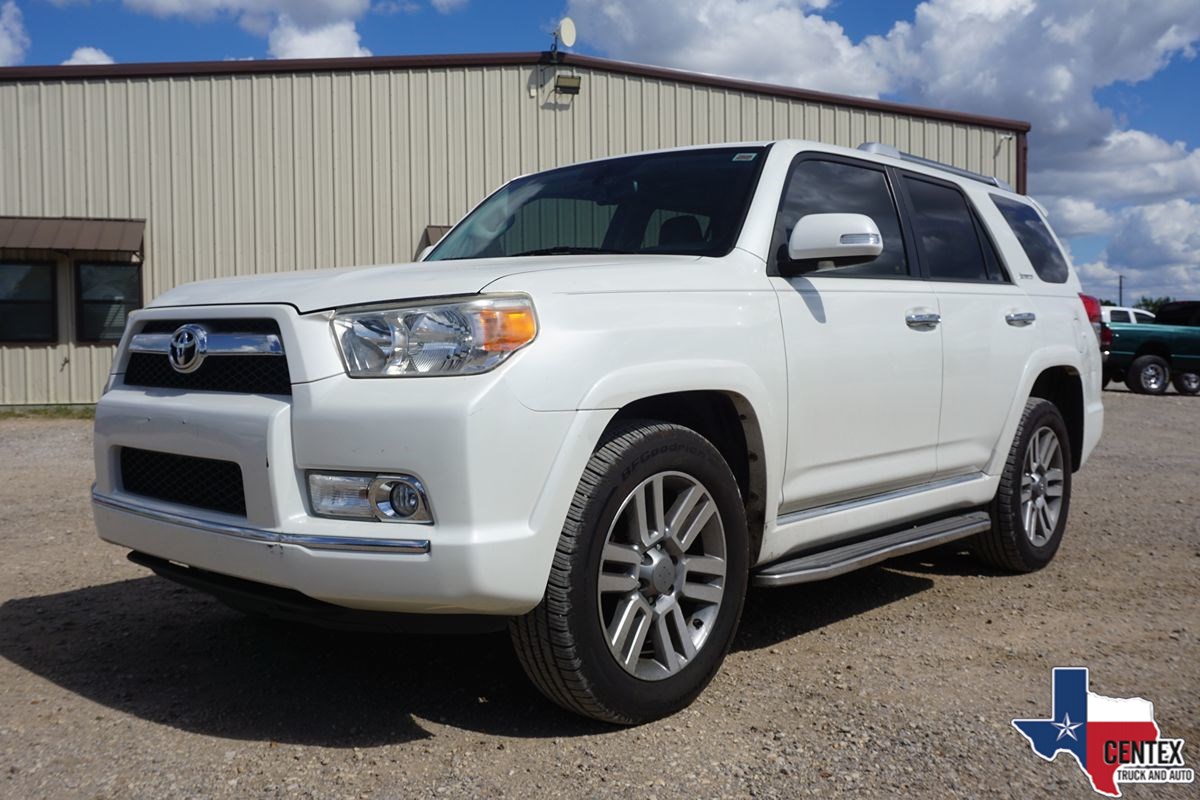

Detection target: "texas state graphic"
[1013, 668, 1170, 796]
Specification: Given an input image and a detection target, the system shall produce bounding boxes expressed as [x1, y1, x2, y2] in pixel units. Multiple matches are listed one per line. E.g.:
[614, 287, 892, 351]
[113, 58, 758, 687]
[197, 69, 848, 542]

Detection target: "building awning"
[413, 224, 452, 259]
[0, 216, 145, 255]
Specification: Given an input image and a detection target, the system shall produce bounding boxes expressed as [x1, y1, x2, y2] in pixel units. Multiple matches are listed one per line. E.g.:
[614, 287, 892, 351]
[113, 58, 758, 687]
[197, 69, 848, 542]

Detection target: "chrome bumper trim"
[92, 489, 431, 555]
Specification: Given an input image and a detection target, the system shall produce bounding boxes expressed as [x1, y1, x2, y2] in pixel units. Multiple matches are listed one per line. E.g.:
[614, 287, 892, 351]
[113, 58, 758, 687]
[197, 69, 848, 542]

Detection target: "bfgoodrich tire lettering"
[510, 421, 749, 724]
[973, 398, 1073, 572]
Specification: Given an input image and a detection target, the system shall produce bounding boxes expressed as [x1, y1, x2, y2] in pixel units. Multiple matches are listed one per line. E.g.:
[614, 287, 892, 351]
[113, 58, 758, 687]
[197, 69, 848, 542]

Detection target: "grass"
[0, 405, 96, 420]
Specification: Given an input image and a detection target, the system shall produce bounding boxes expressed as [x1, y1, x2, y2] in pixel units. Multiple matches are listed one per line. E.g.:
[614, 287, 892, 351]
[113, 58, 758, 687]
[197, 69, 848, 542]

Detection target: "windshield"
[426, 146, 768, 261]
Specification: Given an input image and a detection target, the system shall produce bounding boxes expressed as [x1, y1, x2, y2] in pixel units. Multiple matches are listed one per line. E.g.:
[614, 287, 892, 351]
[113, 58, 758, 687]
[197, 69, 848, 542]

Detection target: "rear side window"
[991, 195, 1070, 283]
[902, 176, 991, 282]
[1133, 311, 1155, 324]
[1109, 310, 1131, 323]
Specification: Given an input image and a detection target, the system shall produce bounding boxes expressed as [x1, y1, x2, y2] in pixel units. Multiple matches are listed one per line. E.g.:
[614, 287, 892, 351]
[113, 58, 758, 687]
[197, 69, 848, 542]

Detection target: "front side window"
[991, 195, 1070, 284]
[903, 176, 989, 282]
[0, 262, 56, 343]
[775, 158, 908, 277]
[76, 262, 141, 342]
[427, 147, 766, 261]
[1109, 310, 1131, 323]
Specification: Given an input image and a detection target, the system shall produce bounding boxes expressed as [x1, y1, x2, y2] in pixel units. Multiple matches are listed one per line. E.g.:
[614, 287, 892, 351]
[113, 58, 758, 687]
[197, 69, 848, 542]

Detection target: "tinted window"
[775, 159, 907, 277]
[76, 263, 141, 342]
[0, 262, 56, 342]
[1109, 310, 1131, 323]
[991, 195, 1070, 283]
[428, 147, 765, 261]
[1133, 312, 1154, 323]
[903, 176, 988, 281]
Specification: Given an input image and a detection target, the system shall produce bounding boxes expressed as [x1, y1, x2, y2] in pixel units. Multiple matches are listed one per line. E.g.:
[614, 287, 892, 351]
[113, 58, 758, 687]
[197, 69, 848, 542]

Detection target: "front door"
[771, 156, 943, 515]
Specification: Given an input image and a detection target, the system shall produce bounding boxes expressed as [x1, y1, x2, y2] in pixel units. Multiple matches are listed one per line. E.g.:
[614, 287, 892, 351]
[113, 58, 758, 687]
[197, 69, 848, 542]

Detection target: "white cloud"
[1042, 197, 1115, 237]
[62, 45, 115, 65]
[430, 0, 466, 12]
[0, 0, 30, 67]
[122, 0, 373, 58]
[268, 16, 369, 57]
[567, 0, 889, 97]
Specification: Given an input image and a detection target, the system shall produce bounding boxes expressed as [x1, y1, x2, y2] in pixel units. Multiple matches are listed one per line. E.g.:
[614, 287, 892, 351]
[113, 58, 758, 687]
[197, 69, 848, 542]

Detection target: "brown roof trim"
[0, 216, 145, 254]
[0, 50, 1031, 134]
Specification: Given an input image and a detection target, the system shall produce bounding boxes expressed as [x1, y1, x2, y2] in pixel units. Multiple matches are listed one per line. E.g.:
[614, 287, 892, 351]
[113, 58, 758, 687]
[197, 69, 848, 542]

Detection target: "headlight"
[331, 294, 537, 377]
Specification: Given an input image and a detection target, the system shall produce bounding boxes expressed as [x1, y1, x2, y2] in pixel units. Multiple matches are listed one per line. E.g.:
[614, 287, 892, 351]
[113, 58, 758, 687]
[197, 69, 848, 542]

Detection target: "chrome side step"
[752, 511, 992, 587]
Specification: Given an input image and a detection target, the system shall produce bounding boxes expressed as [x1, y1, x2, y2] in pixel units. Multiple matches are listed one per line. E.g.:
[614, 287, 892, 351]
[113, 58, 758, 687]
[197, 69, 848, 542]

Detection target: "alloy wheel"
[597, 471, 727, 681]
[1021, 427, 1065, 546]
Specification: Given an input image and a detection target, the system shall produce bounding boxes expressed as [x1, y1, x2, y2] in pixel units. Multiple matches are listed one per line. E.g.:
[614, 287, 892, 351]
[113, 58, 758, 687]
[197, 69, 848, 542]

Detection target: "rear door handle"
[905, 313, 941, 329]
[1005, 312, 1037, 326]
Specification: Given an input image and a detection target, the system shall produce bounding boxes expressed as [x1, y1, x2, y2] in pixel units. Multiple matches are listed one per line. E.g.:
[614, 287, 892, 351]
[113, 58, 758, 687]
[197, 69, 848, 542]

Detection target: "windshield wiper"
[510, 246, 634, 257]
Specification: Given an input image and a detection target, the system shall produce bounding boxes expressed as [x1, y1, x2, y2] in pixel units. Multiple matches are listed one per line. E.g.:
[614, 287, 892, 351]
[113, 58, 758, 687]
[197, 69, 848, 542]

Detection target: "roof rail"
[857, 142, 1013, 191]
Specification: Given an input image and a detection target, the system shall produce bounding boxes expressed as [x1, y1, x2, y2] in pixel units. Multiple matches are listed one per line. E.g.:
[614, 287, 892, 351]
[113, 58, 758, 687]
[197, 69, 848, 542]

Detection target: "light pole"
[1118, 274, 1124, 306]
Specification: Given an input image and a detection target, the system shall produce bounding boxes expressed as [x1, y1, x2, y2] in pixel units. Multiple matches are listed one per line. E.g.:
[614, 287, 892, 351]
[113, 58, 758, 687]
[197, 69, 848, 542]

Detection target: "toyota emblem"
[168, 324, 208, 373]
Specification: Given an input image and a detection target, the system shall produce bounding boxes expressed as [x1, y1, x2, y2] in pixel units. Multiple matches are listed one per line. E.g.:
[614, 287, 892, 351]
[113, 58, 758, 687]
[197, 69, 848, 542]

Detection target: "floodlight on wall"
[554, 74, 582, 95]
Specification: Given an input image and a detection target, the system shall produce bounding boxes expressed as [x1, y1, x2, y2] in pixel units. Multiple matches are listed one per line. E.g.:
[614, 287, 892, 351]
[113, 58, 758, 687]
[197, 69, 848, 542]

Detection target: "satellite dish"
[557, 17, 577, 48]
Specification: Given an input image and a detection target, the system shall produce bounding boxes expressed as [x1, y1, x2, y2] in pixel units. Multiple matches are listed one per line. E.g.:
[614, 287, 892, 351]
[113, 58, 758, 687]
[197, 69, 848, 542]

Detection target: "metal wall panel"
[0, 62, 1019, 404]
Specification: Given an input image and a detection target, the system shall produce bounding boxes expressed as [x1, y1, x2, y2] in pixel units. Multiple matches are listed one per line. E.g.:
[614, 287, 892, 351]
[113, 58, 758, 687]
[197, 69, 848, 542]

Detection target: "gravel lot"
[1, 388, 1197, 799]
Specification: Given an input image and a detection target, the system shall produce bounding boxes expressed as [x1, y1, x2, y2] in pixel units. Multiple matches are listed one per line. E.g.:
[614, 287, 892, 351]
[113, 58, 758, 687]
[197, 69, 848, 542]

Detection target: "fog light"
[307, 472, 433, 524]
[371, 476, 433, 524]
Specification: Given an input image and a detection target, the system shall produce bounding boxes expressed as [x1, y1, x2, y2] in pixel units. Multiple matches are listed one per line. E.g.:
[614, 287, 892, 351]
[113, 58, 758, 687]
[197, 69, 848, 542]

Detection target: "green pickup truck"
[1104, 301, 1200, 395]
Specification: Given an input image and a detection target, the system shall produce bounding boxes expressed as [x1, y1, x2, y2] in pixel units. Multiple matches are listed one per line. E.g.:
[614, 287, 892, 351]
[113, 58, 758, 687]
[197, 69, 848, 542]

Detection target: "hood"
[150, 255, 683, 313]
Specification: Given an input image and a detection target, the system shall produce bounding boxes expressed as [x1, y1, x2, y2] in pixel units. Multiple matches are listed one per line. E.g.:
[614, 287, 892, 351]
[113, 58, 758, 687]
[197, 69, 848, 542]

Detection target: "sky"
[1, 0, 1198, 303]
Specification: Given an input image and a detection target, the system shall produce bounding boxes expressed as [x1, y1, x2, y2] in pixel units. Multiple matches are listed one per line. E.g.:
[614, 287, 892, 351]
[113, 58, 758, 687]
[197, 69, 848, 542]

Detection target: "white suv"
[92, 140, 1104, 724]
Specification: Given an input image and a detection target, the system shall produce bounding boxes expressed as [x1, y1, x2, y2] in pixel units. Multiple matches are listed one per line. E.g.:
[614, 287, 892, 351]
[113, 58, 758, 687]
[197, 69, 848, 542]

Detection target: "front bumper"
[93, 310, 612, 615]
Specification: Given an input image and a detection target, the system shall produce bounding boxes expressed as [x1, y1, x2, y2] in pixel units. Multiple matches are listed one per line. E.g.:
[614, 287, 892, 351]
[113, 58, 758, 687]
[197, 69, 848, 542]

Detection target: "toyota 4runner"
[92, 140, 1104, 724]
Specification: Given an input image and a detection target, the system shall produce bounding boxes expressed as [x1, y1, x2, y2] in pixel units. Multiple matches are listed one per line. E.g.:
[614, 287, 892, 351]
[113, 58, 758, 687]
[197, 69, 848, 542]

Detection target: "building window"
[0, 262, 57, 343]
[76, 262, 142, 342]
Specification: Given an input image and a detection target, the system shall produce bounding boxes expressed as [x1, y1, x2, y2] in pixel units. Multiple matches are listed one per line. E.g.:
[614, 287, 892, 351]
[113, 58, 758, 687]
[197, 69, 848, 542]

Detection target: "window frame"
[770, 152, 919, 280]
[0, 260, 58, 345]
[73, 260, 144, 344]
[893, 170, 1012, 285]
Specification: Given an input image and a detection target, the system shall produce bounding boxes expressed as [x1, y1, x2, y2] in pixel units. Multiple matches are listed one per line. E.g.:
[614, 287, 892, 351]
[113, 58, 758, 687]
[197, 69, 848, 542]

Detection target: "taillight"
[1100, 323, 1113, 348]
[1079, 294, 1102, 344]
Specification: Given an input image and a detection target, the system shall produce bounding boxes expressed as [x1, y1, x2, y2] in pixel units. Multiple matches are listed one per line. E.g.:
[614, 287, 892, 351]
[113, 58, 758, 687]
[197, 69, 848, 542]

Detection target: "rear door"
[895, 173, 1036, 478]
[771, 155, 943, 513]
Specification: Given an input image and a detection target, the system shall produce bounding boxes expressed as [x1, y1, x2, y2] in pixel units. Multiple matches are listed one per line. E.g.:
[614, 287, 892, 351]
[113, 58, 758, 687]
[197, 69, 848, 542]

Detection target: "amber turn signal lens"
[478, 307, 537, 352]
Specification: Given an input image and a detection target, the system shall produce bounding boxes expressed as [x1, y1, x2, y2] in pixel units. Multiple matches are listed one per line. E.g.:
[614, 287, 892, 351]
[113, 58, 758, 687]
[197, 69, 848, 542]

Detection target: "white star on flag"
[1052, 712, 1083, 741]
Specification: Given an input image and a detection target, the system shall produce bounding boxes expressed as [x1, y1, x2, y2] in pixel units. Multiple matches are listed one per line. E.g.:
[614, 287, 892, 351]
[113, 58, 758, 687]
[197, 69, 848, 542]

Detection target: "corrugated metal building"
[0, 51, 1029, 405]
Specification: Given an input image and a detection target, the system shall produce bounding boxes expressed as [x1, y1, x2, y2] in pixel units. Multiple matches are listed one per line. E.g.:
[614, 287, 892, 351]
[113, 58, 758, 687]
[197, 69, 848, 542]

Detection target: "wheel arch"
[1133, 340, 1172, 363]
[606, 390, 769, 564]
[1028, 366, 1084, 473]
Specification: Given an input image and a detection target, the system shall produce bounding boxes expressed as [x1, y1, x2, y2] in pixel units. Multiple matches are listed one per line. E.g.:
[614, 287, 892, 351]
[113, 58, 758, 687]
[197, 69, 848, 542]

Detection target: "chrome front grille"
[123, 319, 292, 396]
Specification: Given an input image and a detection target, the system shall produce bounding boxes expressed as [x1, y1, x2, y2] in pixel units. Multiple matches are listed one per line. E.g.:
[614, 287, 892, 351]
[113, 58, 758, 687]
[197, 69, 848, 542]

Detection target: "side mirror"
[782, 213, 883, 275]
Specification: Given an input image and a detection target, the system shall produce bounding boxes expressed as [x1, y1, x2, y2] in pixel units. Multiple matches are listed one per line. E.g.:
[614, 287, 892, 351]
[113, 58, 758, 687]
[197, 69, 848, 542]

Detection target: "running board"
[752, 511, 992, 587]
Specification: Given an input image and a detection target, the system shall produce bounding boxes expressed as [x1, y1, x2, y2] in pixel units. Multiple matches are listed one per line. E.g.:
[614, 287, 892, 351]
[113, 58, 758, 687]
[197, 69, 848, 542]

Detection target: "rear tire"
[1173, 372, 1200, 396]
[1127, 355, 1170, 395]
[510, 421, 749, 724]
[973, 399, 1072, 572]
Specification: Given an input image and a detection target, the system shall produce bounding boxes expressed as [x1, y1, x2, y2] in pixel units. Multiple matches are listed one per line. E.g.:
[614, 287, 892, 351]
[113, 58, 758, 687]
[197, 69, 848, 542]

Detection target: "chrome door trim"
[775, 472, 985, 526]
[92, 489, 431, 555]
[905, 312, 941, 328]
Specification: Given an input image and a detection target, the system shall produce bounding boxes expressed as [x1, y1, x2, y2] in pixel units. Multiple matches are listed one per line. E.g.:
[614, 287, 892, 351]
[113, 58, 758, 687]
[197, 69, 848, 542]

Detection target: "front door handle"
[1005, 311, 1037, 326]
[905, 312, 941, 329]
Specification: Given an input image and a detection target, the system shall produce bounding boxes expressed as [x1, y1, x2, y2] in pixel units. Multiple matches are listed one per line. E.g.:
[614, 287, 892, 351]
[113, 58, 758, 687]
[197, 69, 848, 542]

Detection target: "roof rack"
[857, 142, 1013, 191]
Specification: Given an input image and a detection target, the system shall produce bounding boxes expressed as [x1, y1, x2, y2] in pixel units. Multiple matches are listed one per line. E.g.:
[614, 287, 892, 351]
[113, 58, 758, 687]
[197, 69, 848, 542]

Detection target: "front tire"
[974, 398, 1072, 572]
[1127, 355, 1170, 394]
[1173, 371, 1200, 396]
[511, 421, 749, 724]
